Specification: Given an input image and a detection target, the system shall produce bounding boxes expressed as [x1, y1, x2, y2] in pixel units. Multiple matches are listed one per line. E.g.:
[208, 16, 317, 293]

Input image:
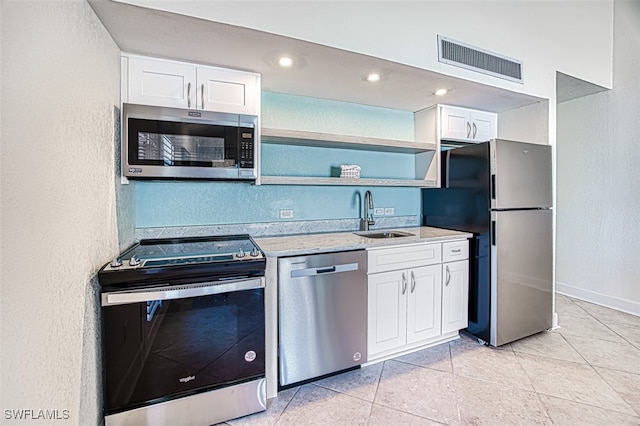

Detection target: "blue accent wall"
[262, 144, 416, 179]
[136, 183, 419, 227]
[135, 92, 421, 227]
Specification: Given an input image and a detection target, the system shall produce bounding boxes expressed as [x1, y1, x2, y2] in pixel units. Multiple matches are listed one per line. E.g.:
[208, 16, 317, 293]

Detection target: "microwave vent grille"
[438, 35, 523, 83]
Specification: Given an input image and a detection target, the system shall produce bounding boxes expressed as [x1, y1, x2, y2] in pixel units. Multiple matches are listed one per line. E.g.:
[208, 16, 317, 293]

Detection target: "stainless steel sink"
[353, 230, 414, 239]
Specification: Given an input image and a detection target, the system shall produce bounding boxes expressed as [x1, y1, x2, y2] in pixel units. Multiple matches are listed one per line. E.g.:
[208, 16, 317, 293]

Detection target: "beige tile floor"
[225, 294, 640, 425]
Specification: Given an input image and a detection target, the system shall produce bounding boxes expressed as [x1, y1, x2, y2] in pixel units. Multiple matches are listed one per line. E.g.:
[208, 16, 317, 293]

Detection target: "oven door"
[101, 277, 265, 416]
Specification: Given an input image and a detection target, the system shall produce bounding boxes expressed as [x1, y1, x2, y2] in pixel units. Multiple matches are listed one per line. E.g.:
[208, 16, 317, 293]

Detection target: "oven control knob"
[237, 248, 245, 258]
[250, 247, 260, 257]
[110, 257, 122, 268]
[129, 256, 141, 267]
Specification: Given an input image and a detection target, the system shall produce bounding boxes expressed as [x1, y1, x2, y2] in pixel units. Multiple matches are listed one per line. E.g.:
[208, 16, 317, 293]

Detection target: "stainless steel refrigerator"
[423, 139, 553, 346]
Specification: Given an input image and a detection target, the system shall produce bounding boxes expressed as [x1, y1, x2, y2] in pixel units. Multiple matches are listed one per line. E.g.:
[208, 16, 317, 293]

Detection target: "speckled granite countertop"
[254, 226, 472, 257]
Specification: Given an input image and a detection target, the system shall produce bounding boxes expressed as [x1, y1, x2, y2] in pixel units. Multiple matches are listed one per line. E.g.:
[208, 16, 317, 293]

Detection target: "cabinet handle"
[446, 265, 451, 286]
[201, 84, 205, 109]
[451, 249, 461, 253]
[466, 122, 471, 139]
[410, 271, 416, 293]
[472, 122, 477, 139]
[402, 272, 407, 295]
[187, 82, 191, 108]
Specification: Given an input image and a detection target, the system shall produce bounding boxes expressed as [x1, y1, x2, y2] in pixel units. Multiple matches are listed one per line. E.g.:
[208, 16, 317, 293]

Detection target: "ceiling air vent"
[438, 35, 523, 83]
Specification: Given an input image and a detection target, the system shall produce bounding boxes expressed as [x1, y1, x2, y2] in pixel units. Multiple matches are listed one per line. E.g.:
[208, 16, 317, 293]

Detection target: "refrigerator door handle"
[441, 150, 451, 188]
[491, 174, 496, 200]
[491, 220, 496, 246]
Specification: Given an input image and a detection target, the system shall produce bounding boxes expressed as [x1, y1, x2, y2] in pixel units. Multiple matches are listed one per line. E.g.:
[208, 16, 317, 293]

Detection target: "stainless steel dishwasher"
[278, 250, 367, 388]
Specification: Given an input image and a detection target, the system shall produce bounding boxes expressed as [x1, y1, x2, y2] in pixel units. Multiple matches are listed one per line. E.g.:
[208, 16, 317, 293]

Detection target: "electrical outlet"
[384, 207, 395, 215]
[373, 207, 384, 216]
[279, 209, 294, 219]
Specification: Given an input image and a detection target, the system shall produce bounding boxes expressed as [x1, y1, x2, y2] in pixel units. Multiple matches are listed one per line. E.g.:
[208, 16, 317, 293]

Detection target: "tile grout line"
[448, 342, 463, 425]
[561, 295, 640, 376]
[589, 366, 640, 418]
[366, 361, 388, 425]
[556, 311, 632, 345]
[511, 350, 556, 424]
[372, 359, 455, 425]
[513, 350, 638, 419]
[569, 297, 640, 345]
[272, 385, 302, 426]
[536, 391, 640, 421]
[557, 331, 590, 365]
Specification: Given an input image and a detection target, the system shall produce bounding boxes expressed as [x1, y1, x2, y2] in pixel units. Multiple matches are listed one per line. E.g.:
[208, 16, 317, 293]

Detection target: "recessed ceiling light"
[434, 88, 448, 96]
[278, 56, 294, 68]
[366, 73, 381, 83]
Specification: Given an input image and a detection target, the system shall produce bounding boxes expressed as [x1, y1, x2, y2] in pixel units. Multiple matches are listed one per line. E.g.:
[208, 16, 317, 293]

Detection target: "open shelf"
[260, 127, 438, 187]
[261, 128, 437, 153]
[260, 176, 437, 187]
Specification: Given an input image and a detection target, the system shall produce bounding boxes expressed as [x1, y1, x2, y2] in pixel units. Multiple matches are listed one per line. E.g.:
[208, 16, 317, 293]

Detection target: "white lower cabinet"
[407, 265, 443, 343]
[442, 260, 469, 334]
[368, 264, 442, 356]
[367, 240, 469, 362]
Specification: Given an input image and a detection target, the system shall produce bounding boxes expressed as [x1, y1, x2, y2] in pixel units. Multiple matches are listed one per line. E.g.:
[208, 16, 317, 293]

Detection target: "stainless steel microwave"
[122, 103, 258, 180]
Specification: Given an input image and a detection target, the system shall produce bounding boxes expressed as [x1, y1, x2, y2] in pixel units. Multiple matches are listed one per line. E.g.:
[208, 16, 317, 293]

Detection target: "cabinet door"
[197, 67, 259, 115]
[368, 270, 407, 356]
[442, 260, 469, 334]
[128, 57, 196, 109]
[406, 264, 442, 344]
[470, 111, 497, 142]
[440, 106, 471, 140]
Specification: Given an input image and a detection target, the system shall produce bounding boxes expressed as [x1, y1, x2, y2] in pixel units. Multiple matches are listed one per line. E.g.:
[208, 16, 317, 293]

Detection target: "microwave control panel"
[239, 129, 254, 168]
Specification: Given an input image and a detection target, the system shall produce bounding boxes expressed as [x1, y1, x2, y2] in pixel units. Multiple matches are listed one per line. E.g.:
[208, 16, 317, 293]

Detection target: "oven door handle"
[101, 277, 264, 306]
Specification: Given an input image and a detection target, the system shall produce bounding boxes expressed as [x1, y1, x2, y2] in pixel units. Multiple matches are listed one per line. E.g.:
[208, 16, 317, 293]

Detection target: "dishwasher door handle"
[290, 263, 359, 278]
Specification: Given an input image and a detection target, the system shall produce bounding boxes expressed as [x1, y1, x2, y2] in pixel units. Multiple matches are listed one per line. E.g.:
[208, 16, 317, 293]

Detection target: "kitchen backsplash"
[135, 183, 420, 227]
[135, 216, 420, 240]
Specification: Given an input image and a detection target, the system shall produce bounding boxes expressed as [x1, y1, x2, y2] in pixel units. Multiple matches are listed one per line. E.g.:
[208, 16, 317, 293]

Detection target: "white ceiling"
[89, 0, 548, 113]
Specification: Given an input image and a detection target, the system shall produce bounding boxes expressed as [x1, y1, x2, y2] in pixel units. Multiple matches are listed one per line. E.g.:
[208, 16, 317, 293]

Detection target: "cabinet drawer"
[368, 243, 441, 274]
[442, 240, 469, 262]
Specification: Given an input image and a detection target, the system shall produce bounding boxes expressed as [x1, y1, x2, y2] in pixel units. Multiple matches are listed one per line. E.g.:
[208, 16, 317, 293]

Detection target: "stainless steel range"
[98, 235, 266, 426]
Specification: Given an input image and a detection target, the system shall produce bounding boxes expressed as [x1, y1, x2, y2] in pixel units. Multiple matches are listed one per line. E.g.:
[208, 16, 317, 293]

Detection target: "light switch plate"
[384, 207, 395, 215]
[374, 208, 384, 215]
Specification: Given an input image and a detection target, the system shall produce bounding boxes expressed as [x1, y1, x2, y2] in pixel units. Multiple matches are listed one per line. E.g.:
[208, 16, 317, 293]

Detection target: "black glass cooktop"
[128, 236, 257, 263]
[98, 235, 266, 290]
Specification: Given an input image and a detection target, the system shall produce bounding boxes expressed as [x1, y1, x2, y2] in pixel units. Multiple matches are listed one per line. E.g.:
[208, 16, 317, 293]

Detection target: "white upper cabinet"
[196, 66, 260, 115]
[123, 54, 260, 115]
[440, 105, 497, 143]
[127, 56, 196, 109]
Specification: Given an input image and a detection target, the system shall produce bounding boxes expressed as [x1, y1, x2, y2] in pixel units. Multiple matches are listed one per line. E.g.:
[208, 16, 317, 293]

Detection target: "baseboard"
[556, 281, 640, 317]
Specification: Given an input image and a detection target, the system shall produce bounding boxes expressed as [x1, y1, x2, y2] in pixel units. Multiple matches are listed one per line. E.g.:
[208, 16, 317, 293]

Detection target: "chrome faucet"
[360, 190, 375, 231]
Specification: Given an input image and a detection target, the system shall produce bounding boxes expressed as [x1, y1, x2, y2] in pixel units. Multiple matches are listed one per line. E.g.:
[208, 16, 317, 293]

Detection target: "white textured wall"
[1, 1, 122, 424]
[118, 0, 613, 100]
[556, 0, 640, 314]
[498, 101, 550, 146]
